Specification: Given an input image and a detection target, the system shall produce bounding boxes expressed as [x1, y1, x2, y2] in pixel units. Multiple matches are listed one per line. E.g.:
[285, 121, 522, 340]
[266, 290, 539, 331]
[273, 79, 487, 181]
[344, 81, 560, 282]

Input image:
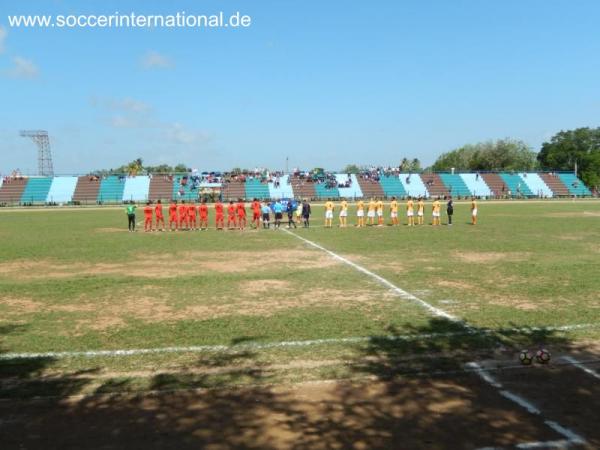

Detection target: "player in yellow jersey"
[471, 197, 478, 225]
[367, 198, 377, 226]
[417, 197, 425, 225]
[406, 196, 415, 226]
[389, 197, 399, 226]
[356, 199, 365, 227]
[339, 199, 348, 227]
[325, 200, 334, 228]
[432, 198, 441, 226]
[376, 198, 384, 226]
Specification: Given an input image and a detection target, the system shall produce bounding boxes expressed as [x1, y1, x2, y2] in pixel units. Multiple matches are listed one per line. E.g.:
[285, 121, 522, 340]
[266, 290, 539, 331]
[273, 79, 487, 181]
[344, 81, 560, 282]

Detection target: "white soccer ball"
[535, 349, 551, 364]
[519, 349, 533, 365]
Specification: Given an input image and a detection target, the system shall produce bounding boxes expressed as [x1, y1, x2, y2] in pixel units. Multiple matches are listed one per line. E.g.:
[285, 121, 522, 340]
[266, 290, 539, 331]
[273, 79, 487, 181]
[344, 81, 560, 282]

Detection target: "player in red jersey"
[188, 201, 197, 230]
[168, 200, 178, 231]
[154, 199, 165, 232]
[236, 199, 247, 230]
[215, 200, 225, 230]
[199, 199, 209, 230]
[251, 198, 261, 229]
[178, 200, 188, 230]
[227, 201, 237, 230]
[143, 201, 153, 232]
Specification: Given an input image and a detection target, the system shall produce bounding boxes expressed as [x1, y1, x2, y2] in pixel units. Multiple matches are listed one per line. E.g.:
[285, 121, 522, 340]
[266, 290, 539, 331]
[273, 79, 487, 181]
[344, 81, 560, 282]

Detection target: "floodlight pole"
[19, 130, 54, 176]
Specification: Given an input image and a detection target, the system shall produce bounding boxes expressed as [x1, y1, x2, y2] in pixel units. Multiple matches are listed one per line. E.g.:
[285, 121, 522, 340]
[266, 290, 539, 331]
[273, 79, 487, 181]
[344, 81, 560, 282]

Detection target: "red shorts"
[200, 215, 208, 221]
[156, 215, 164, 221]
[169, 215, 177, 222]
[216, 214, 224, 221]
[253, 212, 260, 220]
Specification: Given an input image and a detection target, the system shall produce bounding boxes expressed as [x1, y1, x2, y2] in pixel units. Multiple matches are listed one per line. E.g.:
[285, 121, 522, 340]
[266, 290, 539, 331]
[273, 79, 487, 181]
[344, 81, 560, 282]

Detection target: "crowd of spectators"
[2, 169, 25, 184]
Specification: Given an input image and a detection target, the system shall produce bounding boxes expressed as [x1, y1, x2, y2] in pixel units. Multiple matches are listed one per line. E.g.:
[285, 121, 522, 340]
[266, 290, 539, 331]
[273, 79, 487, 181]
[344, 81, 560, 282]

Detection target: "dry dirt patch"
[454, 251, 530, 264]
[0, 250, 340, 280]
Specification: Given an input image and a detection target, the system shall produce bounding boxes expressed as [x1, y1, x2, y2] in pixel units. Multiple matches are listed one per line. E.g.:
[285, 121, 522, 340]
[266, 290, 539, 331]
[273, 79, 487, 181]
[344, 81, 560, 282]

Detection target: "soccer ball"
[519, 349, 533, 365]
[536, 349, 551, 364]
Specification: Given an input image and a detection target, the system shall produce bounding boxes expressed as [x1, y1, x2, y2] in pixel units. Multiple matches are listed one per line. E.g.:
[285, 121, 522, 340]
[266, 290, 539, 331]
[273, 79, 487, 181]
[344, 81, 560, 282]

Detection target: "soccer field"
[1, 200, 600, 449]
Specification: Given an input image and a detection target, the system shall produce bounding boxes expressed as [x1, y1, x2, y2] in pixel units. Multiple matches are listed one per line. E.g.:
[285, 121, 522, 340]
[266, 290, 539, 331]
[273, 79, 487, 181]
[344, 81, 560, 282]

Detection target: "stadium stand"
[46, 176, 78, 203]
[245, 179, 270, 199]
[268, 175, 295, 199]
[460, 174, 493, 197]
[222, 179, 246, 200]
[290, 176, 316, 199]
[314, 182, 340, 199]
[72, 176, 101, 203]
[519, 173, 553, 198]
[379, 175, 407, 198]
[419, 174, 449, 198]
[20, 177, 53, 204]
[355, 176, 384, 199]
[399, 173, 429, 198]
[0, 178, 28, 204]
[122, 176, 151, 202]
[335, 174, 363, 198]
[539, 173, 570, 197]
[499, 173, 533, 197]
[148, 176, 174, 201]
[172, 175, 199, 201]
[438, 173, 472, 197]
[558, 173, 592, 196]
[480, 173, 508, 197]
[97, 176, 126, 203]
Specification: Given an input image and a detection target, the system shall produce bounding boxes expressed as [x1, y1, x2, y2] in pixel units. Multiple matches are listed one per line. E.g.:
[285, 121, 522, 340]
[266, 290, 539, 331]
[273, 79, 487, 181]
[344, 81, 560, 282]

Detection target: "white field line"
[1, 322, 597, 361]
[282, 228, 461, 323]
[477, 439, 577, 450]
[561, 356, 600, 380]
[467, 362, 586, 447]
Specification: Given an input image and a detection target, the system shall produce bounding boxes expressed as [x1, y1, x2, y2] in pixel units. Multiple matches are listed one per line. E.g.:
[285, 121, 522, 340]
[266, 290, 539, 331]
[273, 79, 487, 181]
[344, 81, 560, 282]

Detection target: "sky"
[0, 0, 599, 175]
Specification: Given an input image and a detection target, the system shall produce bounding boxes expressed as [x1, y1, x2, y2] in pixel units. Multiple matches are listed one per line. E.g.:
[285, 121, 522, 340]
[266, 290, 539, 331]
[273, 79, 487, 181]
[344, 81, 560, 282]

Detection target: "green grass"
[1, 200, 599, 397]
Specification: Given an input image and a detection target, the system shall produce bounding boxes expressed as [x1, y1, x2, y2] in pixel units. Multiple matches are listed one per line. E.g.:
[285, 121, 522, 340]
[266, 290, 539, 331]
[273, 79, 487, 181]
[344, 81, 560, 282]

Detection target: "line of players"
[324, 197, 478, 227]
[141, 199, 289, 232]
[139, 196, 478, 232]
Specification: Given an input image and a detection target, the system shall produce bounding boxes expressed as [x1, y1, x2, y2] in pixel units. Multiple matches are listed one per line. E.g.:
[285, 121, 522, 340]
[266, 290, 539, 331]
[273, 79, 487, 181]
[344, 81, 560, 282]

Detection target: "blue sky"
[1, 0, 599, 174]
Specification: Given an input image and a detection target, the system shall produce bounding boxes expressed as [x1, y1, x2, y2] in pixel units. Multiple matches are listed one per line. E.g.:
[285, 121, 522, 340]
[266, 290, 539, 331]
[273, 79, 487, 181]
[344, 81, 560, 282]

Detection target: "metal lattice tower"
[20, 130, 54, 176]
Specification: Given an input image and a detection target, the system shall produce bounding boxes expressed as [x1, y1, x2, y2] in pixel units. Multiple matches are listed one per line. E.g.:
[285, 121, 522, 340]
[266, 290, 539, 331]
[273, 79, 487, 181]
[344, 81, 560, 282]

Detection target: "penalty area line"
[1, 322, 596, 361]
[561, 356, 600, 380]
[467, 362, 586, 447]
[282, 229, 461, 323]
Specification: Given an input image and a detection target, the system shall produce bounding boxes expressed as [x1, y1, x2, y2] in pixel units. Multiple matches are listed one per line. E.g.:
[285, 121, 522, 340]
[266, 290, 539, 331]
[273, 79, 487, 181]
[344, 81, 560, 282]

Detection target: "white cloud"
[0, 26, 7, 54]
[6, 56, 39, 79]
[140, 51, 174, 69]
[91, 96, 152, 113]
[165, 123, 211, 145]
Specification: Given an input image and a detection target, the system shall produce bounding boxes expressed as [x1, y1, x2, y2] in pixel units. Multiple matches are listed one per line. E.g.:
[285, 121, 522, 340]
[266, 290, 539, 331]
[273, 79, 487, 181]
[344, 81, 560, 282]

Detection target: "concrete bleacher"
[379, 175, 406, 198]
[335, 174, 363, 198]
[172, 176, 199, 201]
[122, 176, 150, 202]
[268, 175, 294, 199]
[97, 176, 126, 203]
[399, 174, 429, 198]
[519, 173, 553, 198]
[20, 177, 53, 203]
[499, 173, 533, 197]
[460, 174, 492, 197]
[558, 173, 592, 196]
[46, 176, 78, 203]
[314, 182, 340, 199]
[245, 178, 270, 199]
[439, 173, 472, 197]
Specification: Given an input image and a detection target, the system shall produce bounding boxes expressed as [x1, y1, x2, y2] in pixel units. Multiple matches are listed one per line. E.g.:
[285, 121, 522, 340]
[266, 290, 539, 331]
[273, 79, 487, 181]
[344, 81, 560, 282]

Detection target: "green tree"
[409, 158, 422, 172]
[432, 139, 537, 172]
[538, 127, 600, 189]
[174, 164, 189, 173]
[343, 164, 360, 174]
